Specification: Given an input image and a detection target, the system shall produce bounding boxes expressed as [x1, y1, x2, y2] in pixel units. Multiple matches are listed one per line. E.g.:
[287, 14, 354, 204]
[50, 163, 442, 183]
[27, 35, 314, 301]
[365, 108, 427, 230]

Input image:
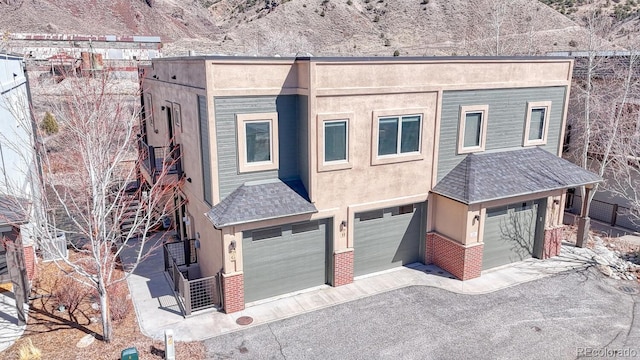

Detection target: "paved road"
[204, 268, 640, 360]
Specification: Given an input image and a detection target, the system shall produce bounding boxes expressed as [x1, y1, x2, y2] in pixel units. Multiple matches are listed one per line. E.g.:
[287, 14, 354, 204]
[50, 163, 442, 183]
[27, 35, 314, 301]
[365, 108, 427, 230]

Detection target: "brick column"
[23, 245, 37, 281]
[542, 226, 563, 259]
[221, 272, 244, 313]
[426, 232, 483, 280]
[333, 249, 354, 286]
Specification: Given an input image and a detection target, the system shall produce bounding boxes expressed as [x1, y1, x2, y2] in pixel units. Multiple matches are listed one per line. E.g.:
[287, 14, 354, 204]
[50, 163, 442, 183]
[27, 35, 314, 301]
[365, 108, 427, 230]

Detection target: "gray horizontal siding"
[198, 95, 213, 206]
[437, 86, 567, 182]
[214, 96, 301, 200]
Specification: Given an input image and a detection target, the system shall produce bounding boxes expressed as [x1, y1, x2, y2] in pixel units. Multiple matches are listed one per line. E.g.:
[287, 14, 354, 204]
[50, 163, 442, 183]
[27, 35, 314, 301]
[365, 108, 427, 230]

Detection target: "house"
[0, 53, 40, 324]
[139, 56, 600, 314]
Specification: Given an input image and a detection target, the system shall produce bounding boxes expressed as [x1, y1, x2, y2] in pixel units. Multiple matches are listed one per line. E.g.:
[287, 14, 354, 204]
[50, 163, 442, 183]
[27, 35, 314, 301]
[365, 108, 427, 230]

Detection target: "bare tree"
[0, 68, 180, 342]
[563, 10, 640, 233]
[464, 0, 518, 56]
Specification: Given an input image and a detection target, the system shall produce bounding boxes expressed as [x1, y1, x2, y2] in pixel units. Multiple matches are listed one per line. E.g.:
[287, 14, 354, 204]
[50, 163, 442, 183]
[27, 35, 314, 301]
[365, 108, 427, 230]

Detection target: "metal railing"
[138, 138, 182, 182]
[163, 240, 220, 315]
[164, 239, 197, 271]
[566, 193, 640, 232]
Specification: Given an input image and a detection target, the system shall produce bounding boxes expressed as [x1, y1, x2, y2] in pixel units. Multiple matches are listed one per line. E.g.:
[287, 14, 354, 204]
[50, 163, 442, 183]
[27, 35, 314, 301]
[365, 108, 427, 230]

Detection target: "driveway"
[204, 268, 640, 360]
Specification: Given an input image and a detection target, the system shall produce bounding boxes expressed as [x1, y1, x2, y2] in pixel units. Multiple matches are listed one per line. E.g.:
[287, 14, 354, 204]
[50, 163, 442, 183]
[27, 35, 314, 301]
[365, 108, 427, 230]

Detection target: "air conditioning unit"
[41, 231, 69, 262]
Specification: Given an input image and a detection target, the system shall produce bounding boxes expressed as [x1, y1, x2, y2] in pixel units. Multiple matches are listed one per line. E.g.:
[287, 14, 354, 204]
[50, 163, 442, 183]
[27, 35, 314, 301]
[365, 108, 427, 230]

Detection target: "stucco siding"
[214, 95, 300, 200]
[437, 86, 567, 182]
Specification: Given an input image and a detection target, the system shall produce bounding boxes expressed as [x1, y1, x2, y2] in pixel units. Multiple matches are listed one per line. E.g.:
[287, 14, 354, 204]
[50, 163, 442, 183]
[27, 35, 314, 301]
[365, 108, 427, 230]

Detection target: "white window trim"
[457, 104, 489, 154]
[371, 109, 426, 166]
[317, 112, 354, 172]
[523, 101, 552, 146]
[236, 112, 279, 173]
[144, 92, 155, 133]
[173, 102, 182, 130]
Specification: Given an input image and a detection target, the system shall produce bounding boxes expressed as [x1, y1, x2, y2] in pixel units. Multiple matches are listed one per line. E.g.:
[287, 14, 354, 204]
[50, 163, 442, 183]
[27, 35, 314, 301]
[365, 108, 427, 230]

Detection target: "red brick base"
[222, 272, 244, 313]
[542, 226, 563, 259]
[333, 249, 354, 286]
[426, 232, 483, 280]
[23, 245, 37, 281]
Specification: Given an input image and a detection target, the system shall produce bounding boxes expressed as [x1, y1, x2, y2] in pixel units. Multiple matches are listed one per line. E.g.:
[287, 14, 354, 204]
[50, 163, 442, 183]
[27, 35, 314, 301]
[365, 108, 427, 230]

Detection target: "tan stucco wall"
[311, 92, 437, 207]
[432, 195, 466, 243]
[207, 59, 304, 96]
[142, 60, 225, 278]
[148, 59, 208, 90]
[313, 60, 572, 94]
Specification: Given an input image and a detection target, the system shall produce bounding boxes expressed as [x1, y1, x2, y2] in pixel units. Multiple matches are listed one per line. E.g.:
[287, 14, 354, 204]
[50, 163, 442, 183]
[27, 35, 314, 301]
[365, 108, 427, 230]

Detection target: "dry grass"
[1, 254, 205, 360]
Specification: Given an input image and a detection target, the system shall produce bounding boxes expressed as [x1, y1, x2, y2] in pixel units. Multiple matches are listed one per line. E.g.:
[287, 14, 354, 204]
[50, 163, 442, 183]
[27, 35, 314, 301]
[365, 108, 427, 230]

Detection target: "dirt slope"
[0, 0, 626, 56]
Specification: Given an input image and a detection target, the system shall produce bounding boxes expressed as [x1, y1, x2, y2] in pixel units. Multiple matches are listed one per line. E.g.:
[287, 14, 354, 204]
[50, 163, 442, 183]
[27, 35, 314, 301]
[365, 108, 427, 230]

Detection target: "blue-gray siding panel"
[198, 95, 213, 206]
[437, 87, 567, 182]
[298, 96, 309, 192]
[214, 96, 300, 200]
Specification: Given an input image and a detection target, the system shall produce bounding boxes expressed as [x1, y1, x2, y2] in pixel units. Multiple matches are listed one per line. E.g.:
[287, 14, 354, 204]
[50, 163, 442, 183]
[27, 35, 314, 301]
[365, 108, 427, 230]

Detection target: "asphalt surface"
[204, 268, 640, 360]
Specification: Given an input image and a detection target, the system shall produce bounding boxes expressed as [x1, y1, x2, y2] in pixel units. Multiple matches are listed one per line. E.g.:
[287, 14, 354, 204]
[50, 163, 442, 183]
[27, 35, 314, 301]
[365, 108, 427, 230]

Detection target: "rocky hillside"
[0, 0, 633, 56]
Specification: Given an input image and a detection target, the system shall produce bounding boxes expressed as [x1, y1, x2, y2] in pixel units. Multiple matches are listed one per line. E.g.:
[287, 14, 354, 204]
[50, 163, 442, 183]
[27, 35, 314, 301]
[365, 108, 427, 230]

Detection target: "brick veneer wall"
[23, 245, 37, 281]
[333, 249, 354, 286]
[222, 272, 244, 313]
[542, 226, 563, 259]
[426, 232, 483, 280]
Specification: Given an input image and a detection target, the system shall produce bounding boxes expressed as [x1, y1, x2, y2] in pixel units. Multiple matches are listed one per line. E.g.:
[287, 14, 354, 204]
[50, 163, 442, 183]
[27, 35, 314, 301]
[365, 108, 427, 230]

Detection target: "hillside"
[0, 0, 632, 56]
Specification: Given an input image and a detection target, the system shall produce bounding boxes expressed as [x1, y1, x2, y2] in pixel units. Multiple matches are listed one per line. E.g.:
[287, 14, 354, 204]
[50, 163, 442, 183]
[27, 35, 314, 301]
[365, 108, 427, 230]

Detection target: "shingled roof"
[206, 179, 317, 228]
[432, 147, 602, 205]
[0, 195, 30, 226]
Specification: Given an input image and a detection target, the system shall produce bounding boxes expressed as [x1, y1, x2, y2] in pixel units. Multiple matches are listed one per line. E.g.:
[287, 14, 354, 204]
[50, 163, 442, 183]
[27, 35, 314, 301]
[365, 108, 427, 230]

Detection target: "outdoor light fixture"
[186, 177, 192, 183]
[171, 75, 176, 79]
[229, 240, 236, 252]
[473, 214, 481, 223]
[553, 199, 560, 205]
[340, 220, 347, 231]
[152, 74, 158, 79]
[161, 105, 166, 110]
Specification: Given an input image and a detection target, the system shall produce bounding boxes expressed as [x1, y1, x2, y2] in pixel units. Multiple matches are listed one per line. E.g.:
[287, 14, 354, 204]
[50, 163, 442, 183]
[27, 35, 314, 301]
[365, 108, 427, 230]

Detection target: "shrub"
[53, 276, 90, 317]
[108, 282, 131, 322]
[393, 50, 400, 57]
[40, 111, 59, 135]
[568, 39, 577, 47]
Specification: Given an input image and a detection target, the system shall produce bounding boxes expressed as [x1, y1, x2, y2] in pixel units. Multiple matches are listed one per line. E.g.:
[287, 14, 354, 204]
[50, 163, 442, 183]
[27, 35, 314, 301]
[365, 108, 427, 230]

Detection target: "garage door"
[354, 203, 425, 277]
[243, 219, 330, 303]
[483, 200, 545, 270]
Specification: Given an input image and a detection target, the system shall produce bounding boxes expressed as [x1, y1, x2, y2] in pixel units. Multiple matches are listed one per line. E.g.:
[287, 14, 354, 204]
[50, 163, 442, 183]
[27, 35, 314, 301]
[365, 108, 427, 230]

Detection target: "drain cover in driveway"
[236, 316, 253, 325]
[618, 285, 639, 295]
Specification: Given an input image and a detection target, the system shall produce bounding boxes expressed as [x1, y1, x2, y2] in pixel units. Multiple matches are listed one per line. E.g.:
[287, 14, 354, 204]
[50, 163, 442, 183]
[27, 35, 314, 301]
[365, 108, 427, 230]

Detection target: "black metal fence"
[138, 138, 182, 182]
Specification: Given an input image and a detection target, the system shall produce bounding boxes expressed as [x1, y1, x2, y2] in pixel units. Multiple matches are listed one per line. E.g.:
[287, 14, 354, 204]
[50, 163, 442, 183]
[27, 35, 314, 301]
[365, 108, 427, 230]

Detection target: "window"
[251, 227, 282, 241]
[292, 221, 320, 234]
[173, 103, 181, 130]
[324, 120, 348, 162]
[245, 122, 271, 162]
[458, 105, 489, 154]
[377, 115, 421, 156]
[317, 113, 354, 172]
[371, 110, 426, 165]
[236, 112, 279, 173]
[144, 93, 155, 132]
[524, 101, 551, 146]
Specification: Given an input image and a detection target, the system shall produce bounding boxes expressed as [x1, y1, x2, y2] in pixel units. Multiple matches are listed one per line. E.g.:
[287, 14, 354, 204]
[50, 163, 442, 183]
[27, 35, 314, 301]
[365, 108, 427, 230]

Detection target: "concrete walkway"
[0, 290, 27, 353]
[127, 236, 611, 342]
